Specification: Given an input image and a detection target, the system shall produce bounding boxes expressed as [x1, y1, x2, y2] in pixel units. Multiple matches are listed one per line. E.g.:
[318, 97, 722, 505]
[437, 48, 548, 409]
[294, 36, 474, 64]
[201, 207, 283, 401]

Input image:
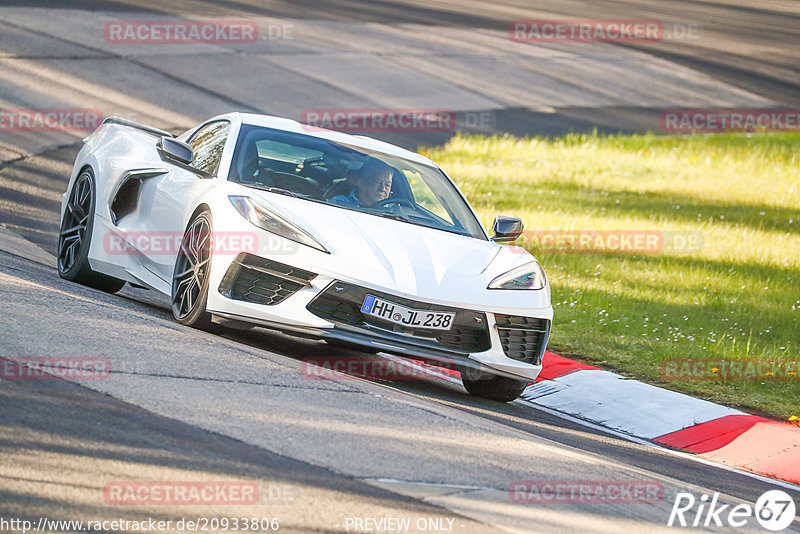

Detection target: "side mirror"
[157, 136, 193, 166]
[491, 215, 524, 242]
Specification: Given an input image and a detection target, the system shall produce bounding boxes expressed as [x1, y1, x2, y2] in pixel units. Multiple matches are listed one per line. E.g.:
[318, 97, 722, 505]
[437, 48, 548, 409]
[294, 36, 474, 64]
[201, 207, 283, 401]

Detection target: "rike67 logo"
[668, 490, 796, 531]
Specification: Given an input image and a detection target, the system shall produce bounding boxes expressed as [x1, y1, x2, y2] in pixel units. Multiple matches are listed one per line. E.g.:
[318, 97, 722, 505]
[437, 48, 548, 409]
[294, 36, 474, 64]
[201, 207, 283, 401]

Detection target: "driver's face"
[357, 172, 392, 206]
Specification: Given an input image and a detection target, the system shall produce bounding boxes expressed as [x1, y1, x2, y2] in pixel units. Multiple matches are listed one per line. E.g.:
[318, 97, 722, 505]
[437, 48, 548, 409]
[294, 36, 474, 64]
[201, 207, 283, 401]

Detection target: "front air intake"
[219, 253, 316, 306]
[494, 314, 550, 365]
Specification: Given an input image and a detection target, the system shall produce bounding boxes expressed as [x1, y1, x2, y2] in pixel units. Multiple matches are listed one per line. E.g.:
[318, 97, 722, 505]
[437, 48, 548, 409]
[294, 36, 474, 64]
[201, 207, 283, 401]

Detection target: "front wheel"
[460, 365, 528, 402]
[171, 210, 214, 330]
[57, 168, 126, 293]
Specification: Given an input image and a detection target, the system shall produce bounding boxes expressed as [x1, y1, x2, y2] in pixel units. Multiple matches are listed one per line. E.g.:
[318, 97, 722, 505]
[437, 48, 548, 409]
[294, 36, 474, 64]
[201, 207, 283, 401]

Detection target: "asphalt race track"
[1, 1, 800, 533]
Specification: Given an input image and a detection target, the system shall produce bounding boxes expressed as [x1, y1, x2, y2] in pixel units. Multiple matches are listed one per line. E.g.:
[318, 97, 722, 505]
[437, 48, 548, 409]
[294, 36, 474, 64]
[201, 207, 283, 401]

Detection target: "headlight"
[488, 261, 546, 290]
[229, 195, 329, 254]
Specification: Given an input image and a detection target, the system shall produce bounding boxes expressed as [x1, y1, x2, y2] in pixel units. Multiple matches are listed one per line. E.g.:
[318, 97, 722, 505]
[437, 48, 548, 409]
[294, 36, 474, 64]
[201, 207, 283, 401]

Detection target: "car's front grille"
[494, 314, 550, 365]
[218, 253, 317, 306]
[307, 281, 491, 353]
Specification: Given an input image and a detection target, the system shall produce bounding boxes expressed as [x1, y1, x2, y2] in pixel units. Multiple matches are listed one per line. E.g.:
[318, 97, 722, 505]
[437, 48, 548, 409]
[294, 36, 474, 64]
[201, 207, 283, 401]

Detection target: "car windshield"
[228, 124, 486, 239]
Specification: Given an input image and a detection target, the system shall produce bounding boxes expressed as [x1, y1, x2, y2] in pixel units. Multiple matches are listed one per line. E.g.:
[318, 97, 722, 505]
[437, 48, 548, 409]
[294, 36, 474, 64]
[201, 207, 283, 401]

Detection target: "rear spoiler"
[102, 116, 175, 138]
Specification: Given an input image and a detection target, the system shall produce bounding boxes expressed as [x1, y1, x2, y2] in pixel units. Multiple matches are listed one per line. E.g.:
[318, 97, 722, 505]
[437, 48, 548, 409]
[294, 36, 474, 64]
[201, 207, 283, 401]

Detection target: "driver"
[330, 159, 392, 207]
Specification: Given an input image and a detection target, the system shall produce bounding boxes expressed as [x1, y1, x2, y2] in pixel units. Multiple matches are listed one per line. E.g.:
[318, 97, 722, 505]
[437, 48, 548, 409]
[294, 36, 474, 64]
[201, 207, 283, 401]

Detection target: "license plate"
[361, 295, 455, 331]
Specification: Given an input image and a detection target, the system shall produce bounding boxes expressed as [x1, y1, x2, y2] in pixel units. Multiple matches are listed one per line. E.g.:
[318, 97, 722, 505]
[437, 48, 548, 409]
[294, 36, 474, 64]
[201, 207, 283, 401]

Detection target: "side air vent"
[110, 178, 141, 223]
[109, 168, 167, 224]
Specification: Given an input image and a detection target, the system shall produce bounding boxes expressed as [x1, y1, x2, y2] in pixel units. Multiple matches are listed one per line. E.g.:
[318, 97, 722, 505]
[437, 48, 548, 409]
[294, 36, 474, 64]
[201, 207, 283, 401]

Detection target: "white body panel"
[62, 113, 553, 381]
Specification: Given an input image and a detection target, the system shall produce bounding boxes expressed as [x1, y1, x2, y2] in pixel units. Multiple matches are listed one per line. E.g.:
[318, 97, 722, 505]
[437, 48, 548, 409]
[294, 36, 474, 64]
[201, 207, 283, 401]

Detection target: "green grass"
[422, 132, 800, 420]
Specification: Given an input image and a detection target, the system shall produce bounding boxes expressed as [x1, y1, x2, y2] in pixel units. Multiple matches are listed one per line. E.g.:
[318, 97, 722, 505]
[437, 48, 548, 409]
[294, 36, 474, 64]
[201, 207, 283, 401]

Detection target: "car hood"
[248, 191, 511, 295]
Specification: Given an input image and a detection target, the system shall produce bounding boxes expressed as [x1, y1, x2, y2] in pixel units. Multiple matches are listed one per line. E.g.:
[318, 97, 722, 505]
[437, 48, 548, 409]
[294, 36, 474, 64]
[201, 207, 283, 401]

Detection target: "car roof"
[209, 112, 439, 168]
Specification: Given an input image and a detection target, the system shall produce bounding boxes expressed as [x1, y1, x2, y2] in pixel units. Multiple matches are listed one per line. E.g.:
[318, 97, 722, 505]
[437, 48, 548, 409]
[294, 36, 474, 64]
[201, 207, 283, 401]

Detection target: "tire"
[460, 365, 528, 402]
[57, 168, 126, 293]
[171, 209, 215, 330]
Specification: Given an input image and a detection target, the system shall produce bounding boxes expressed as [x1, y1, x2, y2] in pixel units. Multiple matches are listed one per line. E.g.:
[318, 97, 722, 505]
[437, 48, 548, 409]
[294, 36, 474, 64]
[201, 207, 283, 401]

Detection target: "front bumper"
[207, 252, 550, 381]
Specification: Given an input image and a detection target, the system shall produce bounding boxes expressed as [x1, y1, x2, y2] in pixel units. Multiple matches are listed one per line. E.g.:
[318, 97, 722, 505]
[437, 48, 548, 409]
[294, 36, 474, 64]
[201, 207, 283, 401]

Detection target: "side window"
[188, 121, 230, 175]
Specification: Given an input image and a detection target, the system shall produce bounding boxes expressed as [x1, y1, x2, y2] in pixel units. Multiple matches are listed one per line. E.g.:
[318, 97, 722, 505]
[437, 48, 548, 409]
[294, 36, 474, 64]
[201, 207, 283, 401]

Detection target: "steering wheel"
[372, 197, 415, 209]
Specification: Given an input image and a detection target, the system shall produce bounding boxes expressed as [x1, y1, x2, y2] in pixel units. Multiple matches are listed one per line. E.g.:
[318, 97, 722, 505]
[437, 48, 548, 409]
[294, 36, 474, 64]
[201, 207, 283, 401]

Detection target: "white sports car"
[58, 113, 552, 401]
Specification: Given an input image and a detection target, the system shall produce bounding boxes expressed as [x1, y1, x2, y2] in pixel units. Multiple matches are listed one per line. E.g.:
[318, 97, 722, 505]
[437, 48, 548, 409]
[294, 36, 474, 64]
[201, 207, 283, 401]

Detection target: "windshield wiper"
[371, 211, 472, 236]
[245, 184, 300, 198]
[372, 212, 413, 223]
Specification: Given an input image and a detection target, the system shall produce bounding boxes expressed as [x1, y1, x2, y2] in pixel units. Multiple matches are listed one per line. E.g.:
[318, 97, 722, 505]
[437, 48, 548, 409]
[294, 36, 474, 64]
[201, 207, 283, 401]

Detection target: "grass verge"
[423, 132, 800, 420]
